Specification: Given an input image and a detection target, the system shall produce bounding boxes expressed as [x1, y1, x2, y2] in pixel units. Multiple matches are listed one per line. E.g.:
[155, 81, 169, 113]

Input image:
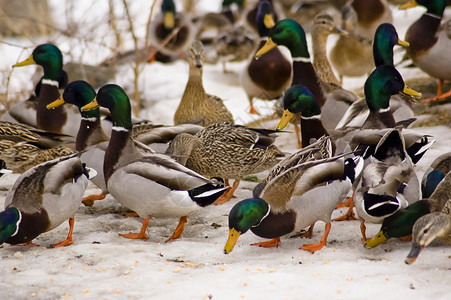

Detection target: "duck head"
[276, 85, 320, 130]
[47, 80, 99, 118]
[224, 198, 270, 254]
[256, 0, 276, 37]
[12, 43, 63, 81]
[400, 0, 446, 17]
[82, 84, 132, 130]
[364, 65, 421, 111]
[373, 23, 409, 67]
[256, 19, 310, 59]
[0, 207, 21, 245]
[162, 0, 176, 29]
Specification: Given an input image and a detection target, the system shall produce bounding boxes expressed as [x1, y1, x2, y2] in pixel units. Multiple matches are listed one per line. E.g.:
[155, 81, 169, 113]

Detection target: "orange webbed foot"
[250, 237, 281, 248]
[82, 192, 106, 206]
[165, 216, 188, 243]
[119, 232, 149, 239]
[51, 238, 73, 248]
[301, 241, 326, 254]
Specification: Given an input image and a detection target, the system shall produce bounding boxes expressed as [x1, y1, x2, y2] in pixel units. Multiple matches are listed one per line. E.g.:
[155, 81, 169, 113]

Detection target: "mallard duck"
[256, 18, 357, 132]
[0, 154, 94, 247]
[174, 40, 234, 126]
[421, 152, 451, 198]
[400, 0, 451, 102]
[329, 4, 374, 84]
[405, 170, 451, 264]
[240, 0, 292, 115]
[148, 0, 196, 63]
[335, 23, 414, 129]
[47, 80, 204, 206]
[220, 0, 246, 24]
[354, 128, 420, 242]
[311, 12, 346, 86]
[165, 122, 285, 204]
[224, 154, 363, 254]
[7, 44, 80, 136]
[80, 84, 227, 241]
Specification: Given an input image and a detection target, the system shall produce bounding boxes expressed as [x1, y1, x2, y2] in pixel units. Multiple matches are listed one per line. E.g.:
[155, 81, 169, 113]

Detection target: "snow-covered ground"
[0, 1, 450, 299]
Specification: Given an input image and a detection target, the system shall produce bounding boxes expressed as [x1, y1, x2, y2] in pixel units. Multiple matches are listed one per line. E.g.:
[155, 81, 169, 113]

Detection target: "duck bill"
[81, 97, 100, 111]
[263, 14, 275, 29]
[404, 242, 422, 265]
[402, 85, 422, 101]
[224, 228, 241, 254]
[397, 39, 409, 47]
[276, 109, 294, 131]
[46, 96, 65, 109]
[364, 231, 387, 249]
[12, 54, 36, 67]
[164, 11, 175, 29]
[333, 26, 349, 37]
[399, 0, 418, 10]
[256, 38, 278, 58]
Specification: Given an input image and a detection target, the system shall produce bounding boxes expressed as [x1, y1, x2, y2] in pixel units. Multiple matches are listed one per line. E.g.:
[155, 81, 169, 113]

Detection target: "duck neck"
[291, 60, 326, 107]
[183, 66, 206, 101]
[312, 31, 339, 85]
[373, 40, 394, 67]
[76, 117, 109, 152]
[362, 107, 395, 129]
[104, 127, 134, 182]
[301, 116, 329, 147]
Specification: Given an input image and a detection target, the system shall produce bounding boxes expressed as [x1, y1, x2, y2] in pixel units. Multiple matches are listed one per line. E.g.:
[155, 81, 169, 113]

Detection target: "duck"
[224, 154, 363, 254]
[0, 154, 94, 247]
[47, 80, 204, 206]
[354, 128, 420, 242]
[311, 12, 346, 86]
[404, 170, 451, 264]
[80, 84, 227, 241]
[174, 40, 234, 126]
[165, 122, 285, 204]
[329, 4, 374, 84]
[421, 151, 451, 198]
[400, 0, 451, 102]
[7, 44, 80, 136]
[256, 18, 357, 132]
[335, 23, 414, 130]
[240, 0, 292, 115]
[148, 0, 196, 63]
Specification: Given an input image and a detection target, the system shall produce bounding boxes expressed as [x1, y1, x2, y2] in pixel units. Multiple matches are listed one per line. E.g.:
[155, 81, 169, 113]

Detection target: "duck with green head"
[81, 84, 227, 242]
[47, 80, 110, 205]
[400, 0, 451, 102]
[0, 154, 94, 248]
[224, 154, 363, 254]
[256, 18, 356, 132]
[240, 0, 291, 115]
[8, 43, 80, 136]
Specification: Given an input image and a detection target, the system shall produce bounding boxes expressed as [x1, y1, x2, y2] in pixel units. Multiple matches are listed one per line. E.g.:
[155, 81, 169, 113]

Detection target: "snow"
[0, 1, 450, 299]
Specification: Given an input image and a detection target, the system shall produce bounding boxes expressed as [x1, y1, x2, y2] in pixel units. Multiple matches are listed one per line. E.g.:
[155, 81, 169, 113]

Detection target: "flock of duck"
[0, 0, 450, 266]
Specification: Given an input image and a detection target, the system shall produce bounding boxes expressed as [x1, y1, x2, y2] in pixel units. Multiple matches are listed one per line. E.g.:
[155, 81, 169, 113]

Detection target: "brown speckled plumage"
[174, 41, 234, 126]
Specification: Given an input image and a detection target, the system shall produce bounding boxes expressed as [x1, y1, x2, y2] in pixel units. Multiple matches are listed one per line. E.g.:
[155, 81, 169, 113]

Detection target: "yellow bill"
[276, 109, 294, 131]
[12, 54, 36, 67]
[402, 84, 422, 100]
[364, 231, 387, 249]
[263, 14, 275, 29]
[256, 38, 278, 58]
[81, 97, 100, 111]
[164, 11, 175, 29]
[397, 39, 410, 47]
[399, 0, 418, 10]
[224, 228, 241, 254]
[46, 96, 66, 109]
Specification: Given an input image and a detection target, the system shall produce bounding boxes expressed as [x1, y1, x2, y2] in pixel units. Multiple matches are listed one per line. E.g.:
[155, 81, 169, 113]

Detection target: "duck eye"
[423, 229, 429, 234]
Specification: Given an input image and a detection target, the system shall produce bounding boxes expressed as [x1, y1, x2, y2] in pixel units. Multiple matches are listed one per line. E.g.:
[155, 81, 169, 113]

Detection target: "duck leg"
[332, 192, 357, 221]
[213, 180, 240, 205]
[422, 79, 451, 102]
[82, 192, 106, 206]
[51, 218, 75, 248]
[248, 97, 261, 115]
[360, 221, 368, 243]
[165, 216, 188, 242]
[301, 222, 331, 254]
[251, 237, 281, 248]
[290, 223, 315, 239]
[119, 218, 149, 239]
[294, 124, 302, 148]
